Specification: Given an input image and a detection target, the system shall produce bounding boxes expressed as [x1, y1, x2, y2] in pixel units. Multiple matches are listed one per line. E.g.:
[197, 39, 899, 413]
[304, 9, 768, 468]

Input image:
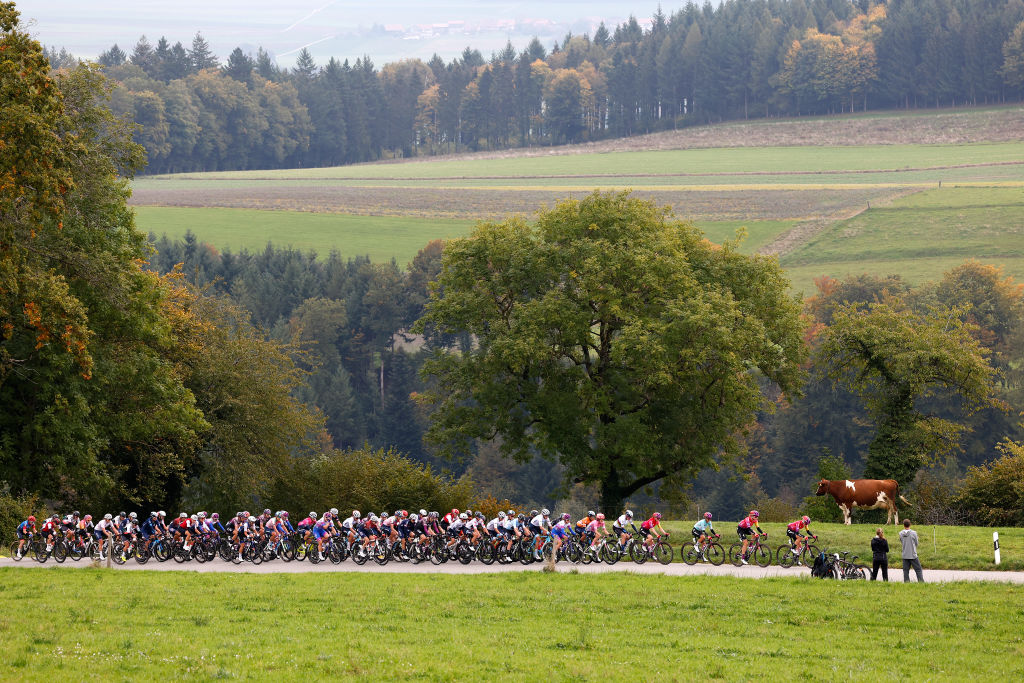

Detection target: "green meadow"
[1, 568, 1020, 681]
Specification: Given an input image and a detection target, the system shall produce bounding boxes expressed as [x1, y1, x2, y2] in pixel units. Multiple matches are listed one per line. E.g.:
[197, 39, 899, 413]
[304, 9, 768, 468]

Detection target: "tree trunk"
[599, 464, 625, 518]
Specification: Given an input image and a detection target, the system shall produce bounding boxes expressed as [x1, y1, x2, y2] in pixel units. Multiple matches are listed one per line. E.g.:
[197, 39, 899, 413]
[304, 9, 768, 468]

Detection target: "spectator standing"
[870, 528, 889, 582]
[899, 519, 924, 583]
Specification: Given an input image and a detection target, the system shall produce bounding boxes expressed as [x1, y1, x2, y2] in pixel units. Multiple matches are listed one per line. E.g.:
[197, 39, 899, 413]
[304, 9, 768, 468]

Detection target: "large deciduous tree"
[416, 191, 806, 512]
[817, 300, 999, 485]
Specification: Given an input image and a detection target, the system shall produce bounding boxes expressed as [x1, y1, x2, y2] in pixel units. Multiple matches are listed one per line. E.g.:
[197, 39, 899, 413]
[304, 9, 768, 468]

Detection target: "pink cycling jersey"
[738, 516, 758, 529]
[787, 520, 808, 533]
[586, 520, 604, 534]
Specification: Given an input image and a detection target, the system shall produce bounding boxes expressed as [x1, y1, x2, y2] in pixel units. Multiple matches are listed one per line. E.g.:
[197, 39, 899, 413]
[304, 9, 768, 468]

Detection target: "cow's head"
[815, 479, 829, 496]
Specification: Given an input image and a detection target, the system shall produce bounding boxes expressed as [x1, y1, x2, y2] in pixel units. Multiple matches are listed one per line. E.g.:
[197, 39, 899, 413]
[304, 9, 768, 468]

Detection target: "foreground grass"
[135, 207, 474, 265]
[0, 569, 1020, 681]
[660, 521, 1022, 571]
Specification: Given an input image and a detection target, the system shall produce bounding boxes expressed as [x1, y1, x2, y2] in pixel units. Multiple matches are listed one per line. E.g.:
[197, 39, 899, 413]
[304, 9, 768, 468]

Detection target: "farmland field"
[1, 568, 1021, 680]
[130, 107, 1024, 286]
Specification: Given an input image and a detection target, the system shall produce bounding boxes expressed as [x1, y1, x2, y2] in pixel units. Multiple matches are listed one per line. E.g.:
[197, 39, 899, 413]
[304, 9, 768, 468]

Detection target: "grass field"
[129, 107, 1024, 290]
[0, 568, 1020, 680]
[781, 186, 1024, 292]
[144, 143, 1024, 181]
[136, 207, 475, 264]
[659, 521, 1022, 571]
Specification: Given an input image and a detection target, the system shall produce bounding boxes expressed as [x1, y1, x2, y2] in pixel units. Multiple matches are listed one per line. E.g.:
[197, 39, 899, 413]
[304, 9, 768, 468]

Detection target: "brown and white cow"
[815, 479, 910, 525]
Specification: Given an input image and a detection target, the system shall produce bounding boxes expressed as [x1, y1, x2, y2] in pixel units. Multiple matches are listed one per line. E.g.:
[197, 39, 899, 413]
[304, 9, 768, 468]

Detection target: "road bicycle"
[682, 534, 725, 566]
[630, 533, 673, 565]
[776, 535, 820, 569]
[729, 533, 772, 567]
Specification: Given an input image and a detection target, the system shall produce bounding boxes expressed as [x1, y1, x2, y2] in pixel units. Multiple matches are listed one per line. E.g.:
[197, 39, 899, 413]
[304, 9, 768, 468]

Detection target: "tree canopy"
[415, 191, 806, 512]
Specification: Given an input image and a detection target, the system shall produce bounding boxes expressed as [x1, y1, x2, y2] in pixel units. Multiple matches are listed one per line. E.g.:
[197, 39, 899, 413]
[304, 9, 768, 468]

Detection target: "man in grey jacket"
[899, 519, 924, 582]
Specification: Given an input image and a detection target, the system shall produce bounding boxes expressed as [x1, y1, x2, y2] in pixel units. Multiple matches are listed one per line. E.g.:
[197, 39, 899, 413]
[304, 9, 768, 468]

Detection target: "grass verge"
[1, 568, 1021, 680]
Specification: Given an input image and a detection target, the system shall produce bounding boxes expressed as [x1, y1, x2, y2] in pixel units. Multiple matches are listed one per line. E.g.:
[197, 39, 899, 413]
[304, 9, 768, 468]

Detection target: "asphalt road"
[2, 556, 1021, 582]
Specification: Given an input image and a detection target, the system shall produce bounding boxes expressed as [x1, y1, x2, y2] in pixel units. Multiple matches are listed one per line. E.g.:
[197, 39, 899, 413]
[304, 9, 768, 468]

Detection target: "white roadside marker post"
[994, 531, 1000, 565]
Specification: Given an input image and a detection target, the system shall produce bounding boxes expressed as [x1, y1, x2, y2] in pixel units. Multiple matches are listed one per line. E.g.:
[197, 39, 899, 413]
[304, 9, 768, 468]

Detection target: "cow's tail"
[895, 481, 910, 506]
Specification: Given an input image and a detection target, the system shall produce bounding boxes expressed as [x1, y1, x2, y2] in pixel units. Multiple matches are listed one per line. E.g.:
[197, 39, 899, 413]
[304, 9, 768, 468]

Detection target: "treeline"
[150, 226, 1024, 522]
[43, 0, 1024, 173]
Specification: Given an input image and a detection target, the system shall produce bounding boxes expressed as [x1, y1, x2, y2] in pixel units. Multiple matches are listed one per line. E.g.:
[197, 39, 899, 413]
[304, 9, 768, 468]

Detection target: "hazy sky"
[19, 1, 670, 66]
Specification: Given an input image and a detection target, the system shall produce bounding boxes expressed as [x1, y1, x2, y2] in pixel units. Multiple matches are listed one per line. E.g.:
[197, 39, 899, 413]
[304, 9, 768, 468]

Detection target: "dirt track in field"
[2, 557, 1020, 583]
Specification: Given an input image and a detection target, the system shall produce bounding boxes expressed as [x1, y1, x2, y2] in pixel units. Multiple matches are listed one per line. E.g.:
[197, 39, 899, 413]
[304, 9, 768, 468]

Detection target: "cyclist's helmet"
[158, 511, 166, 517]
[402, 510, 409, 518]
[451, 508, 459, 516]
[587, 510, 596, 518]
[28, 515, 36, 522]
[118, 511, 126, 518]
[198, 511, 207, 518]
[498, 511, 506, 519]
[541, 508, 550, 517]
[596, 513, 605, 520]
[653, 512, 662, 520]
[477, 512, 486, 520]
[73, 510, 80, 517]
[190, 514, 198, 521]
[281, 511, 289, 518]
[104, 513, 112, 520]
[458, 513, 468, 520]
[211, 513, 219, 520]
[248, 515, 257, 523]
[704, 512, 712, 520]
[179, 512, 187, 518]
[150, 511, 157, 518]
[507, 510, 515, 517]
[517, 513, 526, 521]
[410, 514, 419, 522]
[562, 513, 571, 520]
[369, 514, 379, 522]
[309, 512, 317, 519]
[419, 509, 427, 516]
[530, 509, 539, 517]
[129, 512, 138, 520]
[625, 510, 634, 518]
[84, 514, 92, 521]
[750, 510, 759, 518]
[330, 507, 339, 516]
[352, 510, 361, 519]
[323, 512, 332, 519]
[802, 515, 810, 524]
[51, 514, 60, 521]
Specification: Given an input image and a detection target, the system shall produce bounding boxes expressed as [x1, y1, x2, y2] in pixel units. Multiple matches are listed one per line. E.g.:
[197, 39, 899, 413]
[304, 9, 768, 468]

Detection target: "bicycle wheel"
[134, 543, 150, 564]
[802, 544, 821, 565]
[753, 544, 772, 567]
[566, 541, 583, 564]
[601, 542, 620, 565]
[53, 540, 67, 563]
[728, 543, 746, 567]
[33, 541, 49, 563]
[9, 541, 24, 561]
[776, 545, 795, 569]
[629, 541, 648, 564]
[653, 541, 673, 565]
[681, 542, 699, 566]
[706, 543, 725, 566]
[111, 542, 127, 565]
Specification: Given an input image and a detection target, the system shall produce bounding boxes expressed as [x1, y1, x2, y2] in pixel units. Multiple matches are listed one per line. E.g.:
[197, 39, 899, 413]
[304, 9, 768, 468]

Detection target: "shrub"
[471, 495, 524, 520]
[955, 440, 1024, 526]
[276, 446, 474, 516]
[799, 454, 851, 523]
[749, 496, 797, 523]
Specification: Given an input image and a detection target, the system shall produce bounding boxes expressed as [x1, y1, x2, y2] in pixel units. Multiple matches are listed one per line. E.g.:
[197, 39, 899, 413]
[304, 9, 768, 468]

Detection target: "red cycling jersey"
[641, 516, 661, 530]
[787, 519, 809, 533]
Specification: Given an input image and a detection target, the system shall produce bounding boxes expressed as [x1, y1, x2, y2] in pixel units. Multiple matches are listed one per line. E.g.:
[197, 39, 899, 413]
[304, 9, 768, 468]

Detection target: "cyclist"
[737, 510, 765, 565]
[529, 509, 551, 558]
[640, 512, 668, 553]
[692, 512, 716, 558]
[341, 510, 361, 546]
[612, 510, 635, 550]
[209, 512, 226, 536]
[238, 514, 258, 562]
[441, 508, 459, 531]
[786, 515, 817, 564]
[40, 514, 60, 554]
[575, 510, 596, 536]
[485, 511, 504, 541]
[94, 513, 117, 559]
[586, 513, 608, 553]
[61, 510, 80, 544]
[551, 513, 572, 558]
[14, 515, 36, 559]
[446, 512, 468, 551]
[140, 511, 161, 552]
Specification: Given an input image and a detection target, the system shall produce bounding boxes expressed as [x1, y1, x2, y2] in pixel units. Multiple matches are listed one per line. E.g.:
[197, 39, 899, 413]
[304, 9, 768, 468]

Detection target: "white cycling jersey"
[530, 514, 548, 528]
[616, 514, 632, 528]
[342, 516, 357, 530]
[486, 518, 500, 531]
[502, 518, 515, 531]
[95, 519, 115, 533]
[381, 515, 396, 527]
[448, 519, 466, 532]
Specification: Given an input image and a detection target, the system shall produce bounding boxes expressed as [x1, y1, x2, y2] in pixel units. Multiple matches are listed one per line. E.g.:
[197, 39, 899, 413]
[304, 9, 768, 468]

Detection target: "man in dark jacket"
[870, 527, 889, 581]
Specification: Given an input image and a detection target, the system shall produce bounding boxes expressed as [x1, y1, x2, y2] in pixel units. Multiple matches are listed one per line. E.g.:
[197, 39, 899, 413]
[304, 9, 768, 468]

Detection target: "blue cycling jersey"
[693, 519, 714, 533]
